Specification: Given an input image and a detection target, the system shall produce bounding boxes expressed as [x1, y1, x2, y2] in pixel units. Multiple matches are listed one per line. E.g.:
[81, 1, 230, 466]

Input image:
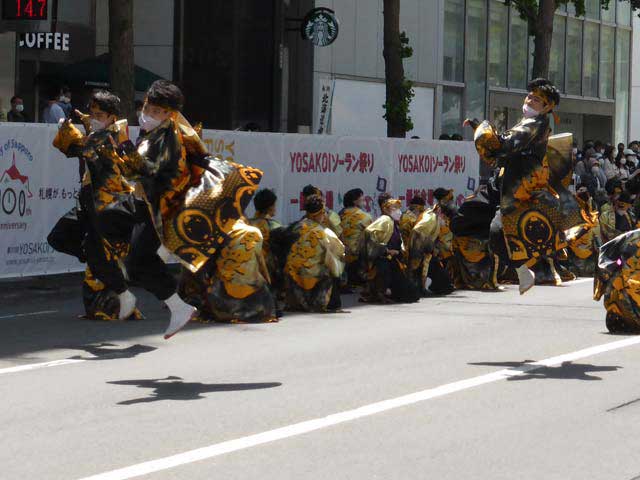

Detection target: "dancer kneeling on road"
[284, 194, 346, 312]
[361, 193, 420, 304]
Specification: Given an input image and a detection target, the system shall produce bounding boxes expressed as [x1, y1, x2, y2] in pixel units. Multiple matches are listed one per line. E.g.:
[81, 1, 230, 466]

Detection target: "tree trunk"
[109, 0, 135, 122]
[382, 0, 406, 138]
[531, 0, 555, 80]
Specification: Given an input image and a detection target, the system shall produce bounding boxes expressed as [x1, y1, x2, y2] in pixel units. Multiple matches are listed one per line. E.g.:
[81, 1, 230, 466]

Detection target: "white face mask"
[139, 112, 162, 132]
[572, 148, 578, 155]
[59, 96, 70, 103]
[89, 118, 108, 132]
[522, 104, 539, 119]
[390, 208, 402, 221]
[621, 158, 627, 165]
[15, 104, 24, 112]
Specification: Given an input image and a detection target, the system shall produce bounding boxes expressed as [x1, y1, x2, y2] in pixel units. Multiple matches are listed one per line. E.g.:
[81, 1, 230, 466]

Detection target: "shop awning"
[39, 53, 164, 92]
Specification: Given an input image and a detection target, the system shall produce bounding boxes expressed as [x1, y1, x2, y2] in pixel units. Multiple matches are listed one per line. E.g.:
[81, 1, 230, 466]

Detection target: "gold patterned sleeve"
[365, 216, 395, 246]
[323, 227, 346, 278]
[52, 120, 85, 156]
[473, 119, 540, 167]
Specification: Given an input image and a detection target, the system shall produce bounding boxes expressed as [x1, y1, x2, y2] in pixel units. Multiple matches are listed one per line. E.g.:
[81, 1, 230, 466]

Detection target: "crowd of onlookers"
[572, 139, 640, 210]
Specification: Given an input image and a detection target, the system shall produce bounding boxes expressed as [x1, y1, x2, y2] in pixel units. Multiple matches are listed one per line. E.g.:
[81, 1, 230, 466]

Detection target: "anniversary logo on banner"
[391, 139, 479, 207]
[0, 123, 81, 278]
[284, 134, 392, 222]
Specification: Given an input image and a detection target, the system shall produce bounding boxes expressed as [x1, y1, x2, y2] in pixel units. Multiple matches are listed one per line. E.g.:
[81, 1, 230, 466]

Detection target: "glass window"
[615, 30, 630, 144]
[549, 16, 565, 92]
[601, 1, 616, 23]
[465, 0, 487, 123]
[527, 35, 534, 84]
[566, 18, 582, 95]
[618, 1, 631, 26]
[582, 22, 599, 97]
[442, 88, 463, 137]
[57, 0, 92, 25]
[443, 0, 465, 82]
[509, 8, 529, 89]
[488, 1, 508, 87]
[584, 0, 600, 20]
[599, 25, 614, 99]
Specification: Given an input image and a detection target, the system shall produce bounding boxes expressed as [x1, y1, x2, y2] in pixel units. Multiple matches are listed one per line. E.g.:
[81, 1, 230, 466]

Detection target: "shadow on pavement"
[56, 342, 157, 360]
[108, 376, 282, 405]
[469, 360, 622, 381]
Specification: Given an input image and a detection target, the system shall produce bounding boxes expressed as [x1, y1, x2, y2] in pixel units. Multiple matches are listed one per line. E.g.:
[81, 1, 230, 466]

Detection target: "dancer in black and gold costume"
[361, 193, 420, 303]
[339, 188, 372, 286]
[466, 78, 583, 294]
[50, 90, 144, 321]
[284, 194, 345, 312]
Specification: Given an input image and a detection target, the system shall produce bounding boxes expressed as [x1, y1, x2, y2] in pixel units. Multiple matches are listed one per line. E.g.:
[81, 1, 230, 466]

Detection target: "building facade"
[314, 0, 635, 146]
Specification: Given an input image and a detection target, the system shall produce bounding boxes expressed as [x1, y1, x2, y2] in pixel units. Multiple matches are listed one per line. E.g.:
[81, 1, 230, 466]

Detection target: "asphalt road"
[1, 274, 639, 480]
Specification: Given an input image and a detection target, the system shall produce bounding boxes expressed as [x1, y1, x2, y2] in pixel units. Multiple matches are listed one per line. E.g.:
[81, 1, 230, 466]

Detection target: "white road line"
[77, 335, 640, 480]
[563, 278, 593, 285]
[0, 309, 58, 320]
[0, 358, 84, 375]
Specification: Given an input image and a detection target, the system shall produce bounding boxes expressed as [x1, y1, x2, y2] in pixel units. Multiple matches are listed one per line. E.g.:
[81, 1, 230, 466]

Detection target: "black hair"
[410, 195, 426, 206]
[527, 78, 560, 106]
[618, 191, 633, 205]
[90, 90, 121, 116]
[46, 84, 61, 101]
[146, 80, 184, 111]
[594, 140, 604, 149]
[378, 192, 392, 209]
[450, 134, 463, 141]
[438, 133, 451, 141]
[253, 189, 277, 212]
[434, 188, 451, 201]
[134, 100, 144, 110]
[10, 96, 20, 104]
[304, 194, 324, 214]
[343, 188, 364, 208]
[605, 178, 623, 196]
[61, 85, 71, 95]
[302, 184, 320, 198]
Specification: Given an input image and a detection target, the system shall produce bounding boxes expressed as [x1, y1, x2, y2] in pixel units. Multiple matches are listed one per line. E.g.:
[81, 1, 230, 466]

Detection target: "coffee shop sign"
[19, 32, 69, 51]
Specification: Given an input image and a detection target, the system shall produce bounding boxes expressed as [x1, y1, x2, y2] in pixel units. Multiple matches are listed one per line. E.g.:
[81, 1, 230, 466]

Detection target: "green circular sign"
[301, 8, 339, 47]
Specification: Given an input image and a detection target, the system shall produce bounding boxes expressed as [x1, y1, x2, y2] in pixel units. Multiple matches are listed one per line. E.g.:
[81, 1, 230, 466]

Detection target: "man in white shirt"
[41, 85, 66, 123]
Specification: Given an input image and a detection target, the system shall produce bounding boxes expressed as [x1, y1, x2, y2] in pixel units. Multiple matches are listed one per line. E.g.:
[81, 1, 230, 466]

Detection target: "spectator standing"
[7, 96, 29, 122]
[617, 152, 631, 181]
[590, 153, 607, 190]
[57, 86, 73, 119]
[42, 85, 66, 123]
[616, 142, 626, 163]
[624, 148, 638, 174]
[603, 144, 620, 180]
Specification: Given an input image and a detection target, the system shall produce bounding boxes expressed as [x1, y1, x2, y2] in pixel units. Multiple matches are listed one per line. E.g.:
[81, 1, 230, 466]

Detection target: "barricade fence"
[0, 123, 479, 278]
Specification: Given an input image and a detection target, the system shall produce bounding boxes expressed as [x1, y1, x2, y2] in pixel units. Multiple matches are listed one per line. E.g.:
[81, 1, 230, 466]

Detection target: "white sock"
[118, 290, 137, 320]
[164, 293, 196, 339]
[516, 264, 535, 295]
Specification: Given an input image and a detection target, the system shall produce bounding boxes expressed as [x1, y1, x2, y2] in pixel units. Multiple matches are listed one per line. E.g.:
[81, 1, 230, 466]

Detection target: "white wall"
[329, 78, 434, 139]
[95, 0, 174, 81]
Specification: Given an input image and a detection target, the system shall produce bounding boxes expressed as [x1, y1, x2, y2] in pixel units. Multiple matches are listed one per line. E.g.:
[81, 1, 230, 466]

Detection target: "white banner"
[0, 123, 83, 278]
[0, 124, 479, 278]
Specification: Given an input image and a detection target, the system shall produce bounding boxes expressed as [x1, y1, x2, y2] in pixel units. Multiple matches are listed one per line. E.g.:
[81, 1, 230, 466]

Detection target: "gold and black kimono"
[362, 215, 420, 303]
[339, 206, 372, 285]
[565, 197, 601, 277]
[449, 185, 501, 291]
[248, 213, 283, 289]
[599, 203, 637, 244]
[594, 230, 640, 333]
[179, 219, 276, 323]
[399, 205, 425, 250]
[123, 116, 264, 273]
[473, 117, 583, 280]
[284, 217, 345, 312]
[52, 120, 141, 320]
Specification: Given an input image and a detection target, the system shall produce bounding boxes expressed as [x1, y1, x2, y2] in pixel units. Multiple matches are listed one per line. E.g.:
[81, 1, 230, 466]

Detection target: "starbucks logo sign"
[301, 8, 339, 47]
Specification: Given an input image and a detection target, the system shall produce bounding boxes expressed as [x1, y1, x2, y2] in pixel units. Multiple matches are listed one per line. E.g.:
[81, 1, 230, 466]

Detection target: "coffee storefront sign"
[19, 32, 69, 51]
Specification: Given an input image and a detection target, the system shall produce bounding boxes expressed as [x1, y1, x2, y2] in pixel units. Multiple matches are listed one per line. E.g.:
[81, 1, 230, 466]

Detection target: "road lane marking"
[0, 309, 58, 320]
[77, 335, 640, 480]
[0, 358, 84, 375]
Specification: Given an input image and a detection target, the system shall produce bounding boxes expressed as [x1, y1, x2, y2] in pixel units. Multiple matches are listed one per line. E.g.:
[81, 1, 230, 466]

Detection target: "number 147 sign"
[2, 0, 48, 20]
